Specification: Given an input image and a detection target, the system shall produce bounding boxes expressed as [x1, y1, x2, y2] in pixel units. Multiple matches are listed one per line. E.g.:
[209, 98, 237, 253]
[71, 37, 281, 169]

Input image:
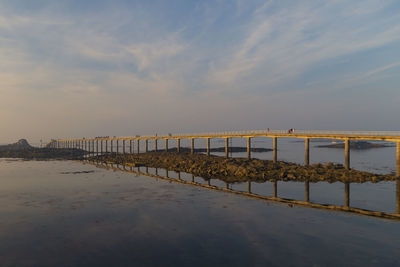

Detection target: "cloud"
[207, 0, 400, 93]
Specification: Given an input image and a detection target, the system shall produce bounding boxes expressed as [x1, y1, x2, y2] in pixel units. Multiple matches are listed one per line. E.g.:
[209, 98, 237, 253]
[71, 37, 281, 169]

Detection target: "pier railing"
[157, 130, 400, 138]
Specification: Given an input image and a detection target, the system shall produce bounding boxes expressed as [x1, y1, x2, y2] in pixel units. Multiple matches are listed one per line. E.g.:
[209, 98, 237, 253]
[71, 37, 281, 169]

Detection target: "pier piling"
[397, 142, 400, 177]
[225, 137, 229, 158]
[247, 137, 251, 159]
[273, 137, 278, 163]
[397, 179, 400, 214]
[345, 139, 350, 170]
[305, 138, 310, 165]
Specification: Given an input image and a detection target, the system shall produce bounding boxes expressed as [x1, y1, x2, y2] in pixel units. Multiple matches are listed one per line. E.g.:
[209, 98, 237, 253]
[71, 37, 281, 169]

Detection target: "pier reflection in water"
[85, 160, 400, 221]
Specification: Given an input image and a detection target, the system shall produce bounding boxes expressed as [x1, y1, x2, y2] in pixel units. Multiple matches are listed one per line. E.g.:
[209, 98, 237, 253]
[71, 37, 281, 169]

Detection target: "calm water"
[1, 139, 400, 266]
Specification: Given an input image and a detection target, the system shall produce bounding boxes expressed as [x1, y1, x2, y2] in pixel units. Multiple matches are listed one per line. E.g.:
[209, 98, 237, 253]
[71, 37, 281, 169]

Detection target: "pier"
[50, 129, 400, 176]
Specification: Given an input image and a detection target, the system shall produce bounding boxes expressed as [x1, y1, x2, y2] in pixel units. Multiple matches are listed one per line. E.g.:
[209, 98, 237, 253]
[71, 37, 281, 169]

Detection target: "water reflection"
[397, 179, 400, 214]
[84, 160, 400, 221]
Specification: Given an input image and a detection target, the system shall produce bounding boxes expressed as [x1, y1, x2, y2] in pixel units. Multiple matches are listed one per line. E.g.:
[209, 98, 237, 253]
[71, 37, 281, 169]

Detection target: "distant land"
[317, 140, 393, 149]
[0, 139, 85, 159]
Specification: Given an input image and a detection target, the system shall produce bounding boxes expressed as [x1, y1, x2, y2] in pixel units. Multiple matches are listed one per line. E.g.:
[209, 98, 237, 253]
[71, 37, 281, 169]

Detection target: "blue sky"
[1, 0, 400, 143]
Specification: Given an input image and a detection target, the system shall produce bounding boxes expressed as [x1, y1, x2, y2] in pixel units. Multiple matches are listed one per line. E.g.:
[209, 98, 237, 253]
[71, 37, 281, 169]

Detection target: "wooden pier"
[50, 129, 400, 176]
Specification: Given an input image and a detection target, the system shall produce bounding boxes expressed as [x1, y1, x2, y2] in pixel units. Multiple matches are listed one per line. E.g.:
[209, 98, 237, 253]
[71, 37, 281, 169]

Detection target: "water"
[1, 138, 400, 266]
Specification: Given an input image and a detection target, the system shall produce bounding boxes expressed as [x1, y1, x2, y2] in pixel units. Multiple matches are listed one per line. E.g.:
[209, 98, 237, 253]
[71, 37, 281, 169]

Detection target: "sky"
[1, 0, 400, 143]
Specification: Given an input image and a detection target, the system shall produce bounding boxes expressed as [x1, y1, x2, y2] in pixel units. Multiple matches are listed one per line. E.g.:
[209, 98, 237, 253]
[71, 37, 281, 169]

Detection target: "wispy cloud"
[207, 0, 400, 93]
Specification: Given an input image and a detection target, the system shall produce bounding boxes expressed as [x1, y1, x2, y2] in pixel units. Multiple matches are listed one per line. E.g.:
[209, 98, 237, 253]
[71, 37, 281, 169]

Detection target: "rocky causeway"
[89, 152, 396, 183]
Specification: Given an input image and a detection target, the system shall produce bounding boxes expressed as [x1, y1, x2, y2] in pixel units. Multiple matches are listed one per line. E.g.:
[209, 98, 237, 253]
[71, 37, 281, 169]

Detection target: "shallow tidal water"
[0, 157, 400, 267]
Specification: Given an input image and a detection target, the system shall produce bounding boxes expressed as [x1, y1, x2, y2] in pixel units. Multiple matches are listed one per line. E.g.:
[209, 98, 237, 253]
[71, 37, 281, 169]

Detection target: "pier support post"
[130, 140, 132, 154]
[136, 139, 140, 154]
[396, 179, 400, 214]
[96, 140, 99, 156]
[145, 140, 148, 152]
[397, 142, 400, 177]
[191, 139, 194, 154]
[273, 180, 277, 197]
[305, 138, 310, 166]
[206, 138, 210, 156]
[345, 182, 350, 207]
[247, 137, 251, 159]
[165, 139, 168, 152]
[177, 139, 180, 153]
[273, 137, 278, 163]
[100, 140, 103, 155]
[225, 137, 229, 158]
[105, 140, 108, 153]
[123, 140, 126, 154]
[110, 140, 113, 154]
[247, 181, 251, 193]
[116, 140, 119, 154]
[192, 174, 195, 183]
[305, 180, 310, 202]
[155, 139, 158, 152]
[345, 139, 350, 170]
